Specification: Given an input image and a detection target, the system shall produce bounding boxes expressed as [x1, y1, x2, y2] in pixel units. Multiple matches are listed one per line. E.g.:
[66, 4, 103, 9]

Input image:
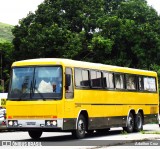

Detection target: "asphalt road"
[0, 124, 160, 148]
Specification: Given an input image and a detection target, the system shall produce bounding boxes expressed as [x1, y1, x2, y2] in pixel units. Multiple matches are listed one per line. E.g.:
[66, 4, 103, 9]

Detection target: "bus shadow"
[22, 130, 124, 142]
[16, 129, 148, 146]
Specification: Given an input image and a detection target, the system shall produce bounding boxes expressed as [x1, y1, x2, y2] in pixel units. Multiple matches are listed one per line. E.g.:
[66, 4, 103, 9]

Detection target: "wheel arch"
[76, 110, 89, 129]
[126, 109, 136, 126]
[127, 109, 136, 116]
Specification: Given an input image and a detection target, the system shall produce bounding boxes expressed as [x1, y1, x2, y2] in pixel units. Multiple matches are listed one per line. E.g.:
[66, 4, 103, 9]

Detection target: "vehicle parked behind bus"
[0, 93, 7, 129]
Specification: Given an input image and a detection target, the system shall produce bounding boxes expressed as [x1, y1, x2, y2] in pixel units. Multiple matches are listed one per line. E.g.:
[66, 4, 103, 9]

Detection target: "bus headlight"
[45, 120, 57, 126]
[8, 120, 18, 126]
[52, 120, 57, 126]
[8, 120, 13, 126]
[13, 121, 18, 126]
[46, 121, 51, 126]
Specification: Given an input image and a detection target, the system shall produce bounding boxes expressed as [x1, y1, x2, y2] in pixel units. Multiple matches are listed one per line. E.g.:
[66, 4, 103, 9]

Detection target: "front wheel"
[72, 115, 87, 139]
[123, 112, 134, 133]
[28, 130, 42, 139]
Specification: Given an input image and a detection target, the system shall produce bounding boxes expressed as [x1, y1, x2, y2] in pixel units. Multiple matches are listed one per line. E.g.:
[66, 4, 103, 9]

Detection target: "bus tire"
[134, 112, 143, 132]
[72, 114, 86, 139]
[123, 112, 134, 133]
[28, 130, 42, 139]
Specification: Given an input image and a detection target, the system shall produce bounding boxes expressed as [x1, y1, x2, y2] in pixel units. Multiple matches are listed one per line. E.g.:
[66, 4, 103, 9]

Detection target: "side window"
[103, 72, 114, 89]
[82, 69, 89, 87]
[144, 77, 157, 92]
[139, 76, 144, 91]
[115, 73, 124, 89]
[75, 68, 89, 87]
[90, 70, 102, 88]
[75, 68, 82, 86]
[65, 68, 74, 99]
[126, 74, 136, 90]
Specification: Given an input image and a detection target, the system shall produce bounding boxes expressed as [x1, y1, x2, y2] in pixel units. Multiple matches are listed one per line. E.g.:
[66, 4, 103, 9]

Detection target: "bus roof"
[12, 58, 157, 76]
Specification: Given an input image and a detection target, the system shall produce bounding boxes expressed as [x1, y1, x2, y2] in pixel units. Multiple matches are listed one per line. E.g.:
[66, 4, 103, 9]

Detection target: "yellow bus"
[6, 58, 159, 139]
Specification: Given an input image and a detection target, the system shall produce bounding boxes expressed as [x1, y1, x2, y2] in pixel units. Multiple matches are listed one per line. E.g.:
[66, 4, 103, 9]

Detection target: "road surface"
[0, 124, 160, 148]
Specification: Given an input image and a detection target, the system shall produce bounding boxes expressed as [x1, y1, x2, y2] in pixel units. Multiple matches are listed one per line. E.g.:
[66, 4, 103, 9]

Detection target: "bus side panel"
[74, 89, 159, 129]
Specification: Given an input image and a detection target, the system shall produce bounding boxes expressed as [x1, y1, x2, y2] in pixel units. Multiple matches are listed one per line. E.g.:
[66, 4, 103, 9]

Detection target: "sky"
[0, 0, 159, 25]
[0, 0, 44, 25]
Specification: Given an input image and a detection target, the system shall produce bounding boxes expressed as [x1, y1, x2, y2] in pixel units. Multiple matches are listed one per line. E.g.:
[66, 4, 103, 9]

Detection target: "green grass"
[0, 22, 14, 42]
[121, 130, 128, 135]
[140, 130, 160, 134]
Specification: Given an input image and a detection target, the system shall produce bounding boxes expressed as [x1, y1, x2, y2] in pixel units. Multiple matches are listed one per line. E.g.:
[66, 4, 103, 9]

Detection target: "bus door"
[64, 68, 74, 118]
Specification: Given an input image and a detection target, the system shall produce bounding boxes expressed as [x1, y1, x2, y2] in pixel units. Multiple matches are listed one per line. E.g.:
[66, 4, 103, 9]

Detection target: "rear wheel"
[123, 112, 134, 133]
[134, 112, 143, 132]
[72, 115, 86, 139]
[28, 130, 42, 139]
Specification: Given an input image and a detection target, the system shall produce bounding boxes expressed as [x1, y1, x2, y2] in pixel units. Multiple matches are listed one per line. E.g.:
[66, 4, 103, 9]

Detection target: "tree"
[114, 0, 160, 69]
[0, 85, 3, 92]
[12, 0, 160, 70]
[0, 41, 14, 92]
[12, 0, 106, 61]
[96, 0, 160, 68]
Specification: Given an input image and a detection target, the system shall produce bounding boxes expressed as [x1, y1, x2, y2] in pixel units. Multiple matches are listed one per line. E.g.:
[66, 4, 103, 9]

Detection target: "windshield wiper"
[30, 80, 34, 99]
[18, 90, 28, 101]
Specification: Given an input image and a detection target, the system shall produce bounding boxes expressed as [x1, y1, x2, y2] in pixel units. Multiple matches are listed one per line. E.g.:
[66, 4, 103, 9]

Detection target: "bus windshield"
[8, 66, 62, 100]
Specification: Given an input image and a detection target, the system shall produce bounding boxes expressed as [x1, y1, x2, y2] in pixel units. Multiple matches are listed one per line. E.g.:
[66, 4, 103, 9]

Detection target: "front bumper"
[7, 119, 63, 129]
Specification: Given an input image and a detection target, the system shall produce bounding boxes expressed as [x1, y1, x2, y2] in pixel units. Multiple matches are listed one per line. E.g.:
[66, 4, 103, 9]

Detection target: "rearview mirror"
[65, 74, 71, 87]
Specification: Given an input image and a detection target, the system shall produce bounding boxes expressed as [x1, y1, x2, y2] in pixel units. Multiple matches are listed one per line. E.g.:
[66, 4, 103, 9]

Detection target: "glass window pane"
[108, 73, 114, 88]
[126, 75, 136, 90]
[103, 72, 114, 88]
[91, 71, 102, 88]
[103, 73, 107, 88]
[75, 68, 89, 87]
[9, 66, 62, 100]
[97, 72, 102, 87]
[144, 77, 156, 92]
[11, 67, 34, 94]
[139, 76, 144, 91]
[91, 71, 96, 87]
[82, 70, 89, 87]
[75, 69, 82, 86]
[65, 67, 74, 99]
[35, 67, 62, 94]
[115, 73, 124, 89]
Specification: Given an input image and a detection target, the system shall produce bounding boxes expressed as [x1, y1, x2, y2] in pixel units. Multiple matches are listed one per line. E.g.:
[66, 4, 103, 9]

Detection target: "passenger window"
[65, 68, 74, 99]
[126, 74, 136, 90]
[144, 77, 156, 92]
[90, 70, 102, 88]
[115, 73, 124, 89]
[75, 68, 89, 87]
[103, 72, 114, 89]
[139, 76, 144, 91]
[82, 70, 89, 87]
[75, 69, 82, 86]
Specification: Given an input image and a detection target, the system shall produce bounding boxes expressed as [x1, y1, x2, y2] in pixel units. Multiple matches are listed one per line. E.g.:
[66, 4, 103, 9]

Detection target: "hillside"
[0, 22, 14, 42]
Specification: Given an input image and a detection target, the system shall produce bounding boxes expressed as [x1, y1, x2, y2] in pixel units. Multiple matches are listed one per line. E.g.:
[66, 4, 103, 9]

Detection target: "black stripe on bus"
[75, 103, 158, 106]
